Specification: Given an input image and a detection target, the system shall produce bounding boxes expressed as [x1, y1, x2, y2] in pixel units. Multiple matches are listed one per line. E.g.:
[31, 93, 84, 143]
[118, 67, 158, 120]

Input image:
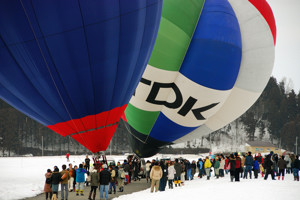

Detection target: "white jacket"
[168, 165, 176, 180]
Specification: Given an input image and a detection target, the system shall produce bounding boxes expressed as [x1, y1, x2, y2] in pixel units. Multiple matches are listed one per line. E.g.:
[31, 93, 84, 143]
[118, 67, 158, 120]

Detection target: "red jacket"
[235, 157, 242, 168]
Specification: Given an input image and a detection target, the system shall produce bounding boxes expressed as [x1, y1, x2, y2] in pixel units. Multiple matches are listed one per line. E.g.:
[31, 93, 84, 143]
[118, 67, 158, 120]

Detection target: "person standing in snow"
[116, 165, 125, 192]
[174, 159, 182, 187]
[44, 169, 52, 200]
[284, 154, 292, 174]
[150, 162, 162, 192]
[60, 164, 70, 200]
[85, 155, 91, 171]
[235, 153, 242, 182]
[204, 156, 212, 180]
[159, 160, 167, 191]
[67, 163, 74, 192]
[88, 165, 99, 200]
[292, 155, 300, 181]
[263, 154, 275, 180]
[219, 156, 225, 177]
[214, 156, 220, 179]
[228, 154, 236, 182]
[76, 164, 87, 196]
[108, 165, 117, 194]
[167, 162, 176, 189]
[50, 167, 62, 200]
[253, 157, 260, 179]
[66, 152, 70, 162]
[145, 160, 151, 183]
[73, 165, 78, 192]
[277, 155, 286, 180]
[99, 164, 111, 200]
[244, 152, 253, 179]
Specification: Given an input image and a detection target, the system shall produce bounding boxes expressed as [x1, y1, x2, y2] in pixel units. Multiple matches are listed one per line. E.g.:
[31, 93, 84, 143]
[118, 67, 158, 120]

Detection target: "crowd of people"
[43, 154, 143, 200]
[43, 152, 300, 199]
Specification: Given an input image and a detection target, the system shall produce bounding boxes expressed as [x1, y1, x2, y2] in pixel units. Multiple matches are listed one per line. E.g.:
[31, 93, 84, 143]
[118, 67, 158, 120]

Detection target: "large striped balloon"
[0, 0, 162, 153]
[123, 0, 276, 157]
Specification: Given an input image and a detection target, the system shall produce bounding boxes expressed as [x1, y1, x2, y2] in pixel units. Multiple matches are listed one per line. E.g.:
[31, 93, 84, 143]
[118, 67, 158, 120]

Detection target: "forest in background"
[1, 76, 300, 156]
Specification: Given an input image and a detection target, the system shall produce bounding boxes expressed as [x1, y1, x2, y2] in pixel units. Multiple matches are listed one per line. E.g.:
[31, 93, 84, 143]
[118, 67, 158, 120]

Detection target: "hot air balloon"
[123, 0, 277, 157]
[0, 0, 162, 153]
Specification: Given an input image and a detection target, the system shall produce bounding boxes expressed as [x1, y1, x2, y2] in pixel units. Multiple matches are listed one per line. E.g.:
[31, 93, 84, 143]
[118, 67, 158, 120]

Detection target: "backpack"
[46, 178, 51, 184]
[121, 171, 125, 179]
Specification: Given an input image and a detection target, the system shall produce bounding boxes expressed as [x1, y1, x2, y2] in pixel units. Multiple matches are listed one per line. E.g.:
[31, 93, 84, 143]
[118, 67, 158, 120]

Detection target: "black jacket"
[100, 169, 111, 185]
[51, 172, 61, 184]
[263, 157, 273, 170]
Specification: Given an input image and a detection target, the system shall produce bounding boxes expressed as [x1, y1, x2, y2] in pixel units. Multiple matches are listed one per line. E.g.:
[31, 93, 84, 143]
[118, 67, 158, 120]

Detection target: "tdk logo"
[133, 78, 219, 120]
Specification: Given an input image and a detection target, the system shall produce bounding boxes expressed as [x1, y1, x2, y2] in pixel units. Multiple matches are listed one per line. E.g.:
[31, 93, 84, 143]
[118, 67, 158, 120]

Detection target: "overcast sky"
[268, 0, 300, 93]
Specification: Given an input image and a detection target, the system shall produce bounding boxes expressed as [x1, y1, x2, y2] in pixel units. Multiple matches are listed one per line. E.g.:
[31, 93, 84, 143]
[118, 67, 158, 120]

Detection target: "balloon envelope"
[0, 0, 162, 152]
[123, 0, 276, 157]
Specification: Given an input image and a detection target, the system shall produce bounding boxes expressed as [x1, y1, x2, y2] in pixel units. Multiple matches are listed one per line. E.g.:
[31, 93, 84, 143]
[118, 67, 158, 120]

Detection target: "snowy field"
[0, 154, 299, 200]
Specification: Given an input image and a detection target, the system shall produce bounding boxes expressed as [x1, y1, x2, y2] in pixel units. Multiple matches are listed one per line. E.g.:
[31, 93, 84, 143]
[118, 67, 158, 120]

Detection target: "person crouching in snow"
[150, 162, 162, 192]
[76, 164, 87, 196]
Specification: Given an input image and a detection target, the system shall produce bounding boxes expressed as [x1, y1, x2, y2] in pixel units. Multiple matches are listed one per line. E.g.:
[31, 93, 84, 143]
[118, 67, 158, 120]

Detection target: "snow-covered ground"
[0, 154, 299, 200]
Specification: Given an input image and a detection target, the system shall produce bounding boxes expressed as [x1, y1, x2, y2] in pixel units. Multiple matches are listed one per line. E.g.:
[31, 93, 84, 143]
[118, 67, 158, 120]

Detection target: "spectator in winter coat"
[204, 157, 212, 180]
[263, 155, 275, 180]
[191, 160, 197, 179]
[235, 154, 242, 182]
[50, 167, 61, 199]
[228, 154, 236, 182]
[214, 157, 220, 178]
[85, 155, 91, 171]
[174, 159, 182, 187]
[185, 160, 192, 181]
[99, 164, 111, 200]
[76, 164, 87, 196]
[73, 165, 78, 192]
[122, 160, 130, 185]
[292, 155, 300, 181]
[44, 169, 52, 200]
[244, 152, 253, 179]
[219, 156, 225, 177]
[167, 162, 176, 189]
[117, 166, 125, 192]
[60, 164, 70, 200]
[108, 165, 116, 194]
[67, 163, 74, 192]
[284, 154, 292, 174]
[150, 162, 163, 192]
[159, 160, 168, 191]
[180, 161, 186, 186]
[253, 157, 260, 179]
[197, 159, 204, 178]
[277, 155, 287, 180]
[241, 154, 246, 178]
[88, 167, 99, 200]
[145, 160, 151, 183]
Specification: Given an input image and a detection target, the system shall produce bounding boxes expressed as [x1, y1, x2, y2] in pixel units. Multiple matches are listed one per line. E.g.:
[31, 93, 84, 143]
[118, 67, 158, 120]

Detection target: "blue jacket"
[253, 160, 259, 170]
[76, 167, 87, 183]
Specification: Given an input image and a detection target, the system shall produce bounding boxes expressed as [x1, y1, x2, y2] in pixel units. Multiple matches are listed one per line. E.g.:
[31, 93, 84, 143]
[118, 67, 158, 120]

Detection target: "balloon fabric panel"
[0, 0, 163, 152]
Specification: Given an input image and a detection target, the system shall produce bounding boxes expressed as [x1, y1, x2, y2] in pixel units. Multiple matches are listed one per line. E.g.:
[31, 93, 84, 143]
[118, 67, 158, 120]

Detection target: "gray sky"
[268, 0, 300, 93]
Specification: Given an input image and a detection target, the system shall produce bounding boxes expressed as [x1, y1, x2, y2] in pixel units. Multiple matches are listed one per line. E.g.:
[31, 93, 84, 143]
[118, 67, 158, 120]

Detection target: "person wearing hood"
[44, 169, 52, 200]
[76, 164, 87, 196]
[88, 164, 99, 200]
[150, 162, 162, 192]
[99, 164, 111, 200]
[204, 157, 212, 180]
